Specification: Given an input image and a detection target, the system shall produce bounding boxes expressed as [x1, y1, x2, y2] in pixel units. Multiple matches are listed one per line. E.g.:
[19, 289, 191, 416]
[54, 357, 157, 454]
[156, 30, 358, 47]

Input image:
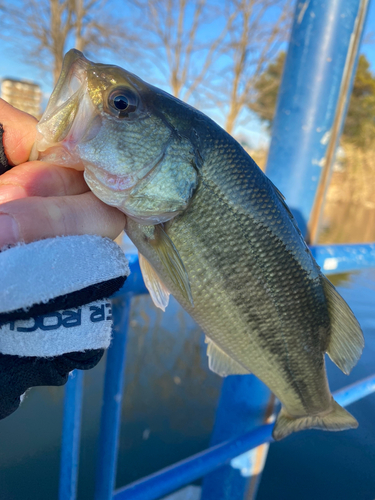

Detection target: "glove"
[0, 234, 129, 419]
[0, 123, 129, 419]
[0, 348, 104, 419]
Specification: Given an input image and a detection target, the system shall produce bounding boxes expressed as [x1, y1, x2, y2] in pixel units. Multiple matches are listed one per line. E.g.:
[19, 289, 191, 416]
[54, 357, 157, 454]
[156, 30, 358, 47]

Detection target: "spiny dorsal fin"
[322, 275, 364, 375]
[150, 224, 194, 307]
[139, 253, 170, 311]
[205, 337, 250, 377]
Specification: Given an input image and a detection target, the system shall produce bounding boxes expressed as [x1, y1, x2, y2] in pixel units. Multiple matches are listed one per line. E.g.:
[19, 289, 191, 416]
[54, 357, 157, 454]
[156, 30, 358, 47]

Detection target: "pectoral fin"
[149, 225, 194, 307]
[322, 275, 364, 375]
[205, 337, 250, 377]
[139, 253, 170, 311]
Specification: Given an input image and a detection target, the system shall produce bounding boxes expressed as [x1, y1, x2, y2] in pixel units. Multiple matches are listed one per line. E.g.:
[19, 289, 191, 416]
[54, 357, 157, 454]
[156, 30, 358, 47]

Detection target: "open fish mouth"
[30, 49, 99, 167]
[44, 49, 88, 120]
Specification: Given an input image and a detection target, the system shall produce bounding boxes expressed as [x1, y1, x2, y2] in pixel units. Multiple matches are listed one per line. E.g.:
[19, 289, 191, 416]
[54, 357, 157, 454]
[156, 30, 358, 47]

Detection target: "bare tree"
[1, 0, 292, 136]
[218, 0, 292, 135]
[127, 0, 292, 135]
[127, 0, 237, 102]
[1, 0, 133, 84]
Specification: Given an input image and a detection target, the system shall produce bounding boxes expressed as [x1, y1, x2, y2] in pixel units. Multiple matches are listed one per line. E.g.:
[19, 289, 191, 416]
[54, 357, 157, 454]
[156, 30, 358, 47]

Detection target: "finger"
[0, 161, 89, 203]
[0, 192, 126, 248]
[0, 99, 37, 165]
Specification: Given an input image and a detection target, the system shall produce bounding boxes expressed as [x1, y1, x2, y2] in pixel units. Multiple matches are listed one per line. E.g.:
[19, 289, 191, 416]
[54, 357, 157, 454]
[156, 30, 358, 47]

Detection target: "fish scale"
[33, 49, 364, 440]
[163, 180, 330, 414]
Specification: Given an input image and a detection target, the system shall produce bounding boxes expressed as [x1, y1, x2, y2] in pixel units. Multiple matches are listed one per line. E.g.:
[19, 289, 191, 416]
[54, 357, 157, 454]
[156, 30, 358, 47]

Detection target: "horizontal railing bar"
[333, 374, 375, 407]
[113, 374, 375, 500]
[113, 425, 274, 500]
[310, 243, 375, 274]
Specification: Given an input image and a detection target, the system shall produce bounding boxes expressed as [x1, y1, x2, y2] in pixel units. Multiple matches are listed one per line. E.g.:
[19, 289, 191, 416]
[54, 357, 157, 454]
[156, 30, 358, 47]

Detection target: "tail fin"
[272, 399, 358, 441]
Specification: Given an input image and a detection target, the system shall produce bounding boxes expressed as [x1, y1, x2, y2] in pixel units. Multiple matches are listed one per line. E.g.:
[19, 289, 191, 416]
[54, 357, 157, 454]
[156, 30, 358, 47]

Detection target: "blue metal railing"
[310, 243, 375, 274]
[112, 374, 375, 500]
[59, 370, 84, 500]
[59, 246, 375, 500]
[266, 0, 370, 243]
[58, 0, 373, 499]
[94, 293, 133, 500]
[201, 0, 371, 496]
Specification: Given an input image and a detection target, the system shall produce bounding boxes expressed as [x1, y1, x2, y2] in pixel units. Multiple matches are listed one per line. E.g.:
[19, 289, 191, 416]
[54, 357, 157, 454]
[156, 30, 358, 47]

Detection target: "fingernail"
[0, 214, 20, 248]
[0, 185, 26, 204]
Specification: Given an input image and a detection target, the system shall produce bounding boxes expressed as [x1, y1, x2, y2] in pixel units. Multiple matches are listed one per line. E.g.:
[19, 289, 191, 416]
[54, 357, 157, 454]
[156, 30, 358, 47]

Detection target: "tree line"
[0, 0, 291, 135]
[0, 0, 374, 148]
[254, 51, 375, 149]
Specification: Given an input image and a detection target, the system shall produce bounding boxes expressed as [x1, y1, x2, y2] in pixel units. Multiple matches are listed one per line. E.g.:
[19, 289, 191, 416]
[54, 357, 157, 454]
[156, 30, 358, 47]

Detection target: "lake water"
[0, 269, 374, 500]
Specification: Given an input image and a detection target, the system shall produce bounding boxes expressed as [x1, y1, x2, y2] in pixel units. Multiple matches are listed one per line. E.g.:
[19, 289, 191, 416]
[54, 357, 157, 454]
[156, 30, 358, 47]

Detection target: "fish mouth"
[43, 49, 89, 123]
[30, 49, 99, 165]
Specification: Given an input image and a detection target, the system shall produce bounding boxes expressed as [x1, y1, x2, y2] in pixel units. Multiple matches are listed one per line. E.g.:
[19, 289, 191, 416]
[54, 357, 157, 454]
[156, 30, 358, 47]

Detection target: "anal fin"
[205, 337, 250, 377]
[322, 275, 364, 375]
[139, 253, 170, 311]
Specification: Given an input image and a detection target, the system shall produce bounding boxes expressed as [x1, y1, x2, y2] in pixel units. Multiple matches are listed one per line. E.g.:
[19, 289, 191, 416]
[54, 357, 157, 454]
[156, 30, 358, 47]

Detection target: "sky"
[360, 0, 375, 68]
[0, 0, 374, 148]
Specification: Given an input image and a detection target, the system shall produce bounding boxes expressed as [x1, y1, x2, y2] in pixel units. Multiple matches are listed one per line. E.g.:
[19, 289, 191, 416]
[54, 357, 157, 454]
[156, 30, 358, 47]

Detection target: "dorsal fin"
[322, 275, 364, 375]
[205, 337, 250, 377]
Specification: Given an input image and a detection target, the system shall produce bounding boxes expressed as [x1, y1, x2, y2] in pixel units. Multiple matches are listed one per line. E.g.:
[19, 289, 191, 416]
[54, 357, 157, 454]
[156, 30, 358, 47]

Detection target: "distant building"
[1, 78, 42, 118]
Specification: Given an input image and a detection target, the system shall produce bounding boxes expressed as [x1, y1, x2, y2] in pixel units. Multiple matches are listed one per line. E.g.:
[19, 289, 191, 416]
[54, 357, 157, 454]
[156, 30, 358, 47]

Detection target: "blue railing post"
[94, 291, 133, 500]
[59, 369, 84, 500]
[265, 0, 370, 242]
[201, 377, 274, 500]
[93, 253, 147, 499]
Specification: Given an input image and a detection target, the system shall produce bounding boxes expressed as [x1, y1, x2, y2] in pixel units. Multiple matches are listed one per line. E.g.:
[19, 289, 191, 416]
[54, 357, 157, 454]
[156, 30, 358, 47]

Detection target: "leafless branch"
[126, 0, 292, 134]
[1, 0, 136, 85]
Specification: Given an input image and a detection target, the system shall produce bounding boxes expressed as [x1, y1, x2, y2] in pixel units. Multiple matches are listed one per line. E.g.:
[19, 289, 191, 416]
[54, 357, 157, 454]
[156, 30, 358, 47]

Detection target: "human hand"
[0, 99, 126, 248]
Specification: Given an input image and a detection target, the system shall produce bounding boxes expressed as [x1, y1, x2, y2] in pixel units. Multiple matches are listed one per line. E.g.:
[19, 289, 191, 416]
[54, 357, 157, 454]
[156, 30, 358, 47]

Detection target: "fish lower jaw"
[84, 168, 130, 207]
[84, 168, 180, 225]
[87, 165, 137, 191]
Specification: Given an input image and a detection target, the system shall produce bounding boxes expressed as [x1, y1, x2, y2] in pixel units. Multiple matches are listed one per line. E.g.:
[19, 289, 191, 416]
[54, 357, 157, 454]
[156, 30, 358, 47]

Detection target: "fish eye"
[108, 88, 138, 117]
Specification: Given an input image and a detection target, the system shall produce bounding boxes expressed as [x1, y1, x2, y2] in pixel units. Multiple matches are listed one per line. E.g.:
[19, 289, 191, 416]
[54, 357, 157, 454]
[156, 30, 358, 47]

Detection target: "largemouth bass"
[31, 49, 364, 440]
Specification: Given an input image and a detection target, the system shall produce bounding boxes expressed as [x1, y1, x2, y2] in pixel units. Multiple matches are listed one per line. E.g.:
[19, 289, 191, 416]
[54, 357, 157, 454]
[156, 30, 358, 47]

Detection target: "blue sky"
[1, 1, 373, 89]
[0, 0, 374, 148]
[361, 0, 375, 68]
